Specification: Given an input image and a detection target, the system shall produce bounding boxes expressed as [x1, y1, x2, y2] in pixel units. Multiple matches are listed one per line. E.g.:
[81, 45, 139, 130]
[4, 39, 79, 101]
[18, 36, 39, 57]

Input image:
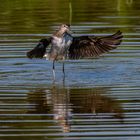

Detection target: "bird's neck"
[53, 30, 65, 38]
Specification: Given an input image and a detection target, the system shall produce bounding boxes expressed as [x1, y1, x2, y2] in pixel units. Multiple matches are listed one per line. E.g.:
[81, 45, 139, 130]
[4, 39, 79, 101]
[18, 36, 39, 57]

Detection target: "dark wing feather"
[69, 30, 123, 59]
[27, 38, 51, 59]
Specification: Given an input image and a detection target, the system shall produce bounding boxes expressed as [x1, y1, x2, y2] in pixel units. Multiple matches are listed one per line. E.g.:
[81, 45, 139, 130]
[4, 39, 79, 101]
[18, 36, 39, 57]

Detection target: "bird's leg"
[63, 61, 65, 75]
[53, 60, 55, 81]
[63, 58, 65, 82]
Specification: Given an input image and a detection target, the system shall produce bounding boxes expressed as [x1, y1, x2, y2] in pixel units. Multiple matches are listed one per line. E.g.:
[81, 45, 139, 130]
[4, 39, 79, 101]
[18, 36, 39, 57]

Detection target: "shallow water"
[0, 0, 140, 140]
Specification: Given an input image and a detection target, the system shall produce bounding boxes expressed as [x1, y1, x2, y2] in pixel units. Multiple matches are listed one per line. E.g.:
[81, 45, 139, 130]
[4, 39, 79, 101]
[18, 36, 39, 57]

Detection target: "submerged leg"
[53, 60, 55, 81]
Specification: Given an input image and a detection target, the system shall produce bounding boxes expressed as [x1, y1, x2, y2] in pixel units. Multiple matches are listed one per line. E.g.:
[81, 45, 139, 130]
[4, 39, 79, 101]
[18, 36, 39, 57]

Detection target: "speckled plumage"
[48, 32, 73, 61]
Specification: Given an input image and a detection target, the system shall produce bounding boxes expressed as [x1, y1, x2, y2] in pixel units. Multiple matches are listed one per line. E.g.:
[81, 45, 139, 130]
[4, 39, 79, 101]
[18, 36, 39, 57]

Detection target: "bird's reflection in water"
[27, 85, 71, 132]
[27, 84, 124, 132]
[52, 86, 71, 132]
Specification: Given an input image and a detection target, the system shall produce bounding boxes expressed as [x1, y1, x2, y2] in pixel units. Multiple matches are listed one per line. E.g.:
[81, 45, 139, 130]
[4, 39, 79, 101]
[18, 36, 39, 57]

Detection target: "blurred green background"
[0, 0, 139, 34]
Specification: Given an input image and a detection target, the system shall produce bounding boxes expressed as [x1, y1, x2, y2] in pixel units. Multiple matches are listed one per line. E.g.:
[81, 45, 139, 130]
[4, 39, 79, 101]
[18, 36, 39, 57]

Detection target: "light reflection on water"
[0, 0, 140, 139]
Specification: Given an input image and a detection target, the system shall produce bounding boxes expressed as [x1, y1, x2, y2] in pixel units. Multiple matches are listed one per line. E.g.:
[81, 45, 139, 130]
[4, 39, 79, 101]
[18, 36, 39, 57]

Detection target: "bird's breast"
[52, 34, 73, 48]
[63, 33, 73, 47]
[49, 34, 73, 60]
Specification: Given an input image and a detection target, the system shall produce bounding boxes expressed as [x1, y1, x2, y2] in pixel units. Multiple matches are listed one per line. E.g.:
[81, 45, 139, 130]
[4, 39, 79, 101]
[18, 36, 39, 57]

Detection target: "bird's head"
[59, 24, 71, 34]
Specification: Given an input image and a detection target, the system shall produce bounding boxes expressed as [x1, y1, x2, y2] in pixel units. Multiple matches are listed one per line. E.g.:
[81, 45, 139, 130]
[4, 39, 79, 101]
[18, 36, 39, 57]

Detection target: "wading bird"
[27, 24, 123, 80]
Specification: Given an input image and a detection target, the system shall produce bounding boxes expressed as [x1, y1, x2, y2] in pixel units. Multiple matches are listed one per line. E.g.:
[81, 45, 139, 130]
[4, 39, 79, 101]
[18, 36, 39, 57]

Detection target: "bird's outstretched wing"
[27, 38, 51, 59]
[68, 31, 123, 59]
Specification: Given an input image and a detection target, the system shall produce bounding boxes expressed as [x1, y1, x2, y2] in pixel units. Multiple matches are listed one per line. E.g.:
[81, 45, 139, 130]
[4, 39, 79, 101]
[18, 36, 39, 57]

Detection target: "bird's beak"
[67, 30, 73, 34]
[67, 27, 75, 34]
